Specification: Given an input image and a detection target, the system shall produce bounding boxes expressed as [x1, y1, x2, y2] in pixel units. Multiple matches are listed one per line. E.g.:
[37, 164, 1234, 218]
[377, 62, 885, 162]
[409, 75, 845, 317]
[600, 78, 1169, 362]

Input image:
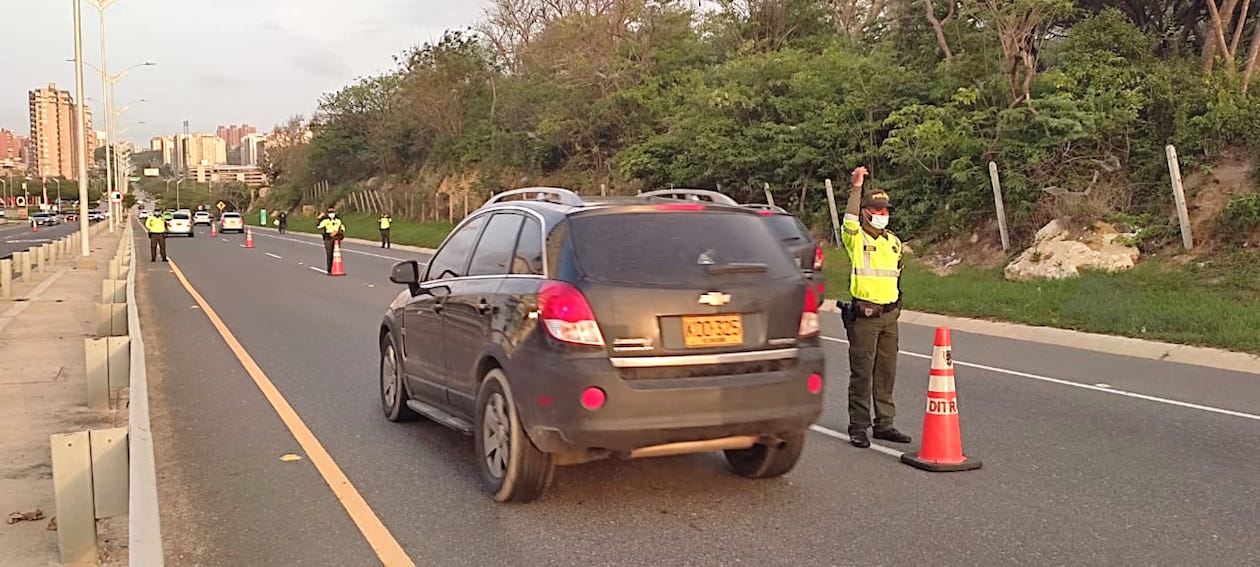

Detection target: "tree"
[969, 0, 1075, 106]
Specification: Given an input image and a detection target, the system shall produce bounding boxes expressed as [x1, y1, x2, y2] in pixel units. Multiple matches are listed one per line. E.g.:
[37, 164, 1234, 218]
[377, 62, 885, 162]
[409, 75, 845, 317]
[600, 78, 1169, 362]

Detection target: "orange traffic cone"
[329, 240, 346, 276]
[32, 221, 37, 232]
[211, 222, 217, 237]
[245, 228, 254, 248]
[901, 327, 982, 472]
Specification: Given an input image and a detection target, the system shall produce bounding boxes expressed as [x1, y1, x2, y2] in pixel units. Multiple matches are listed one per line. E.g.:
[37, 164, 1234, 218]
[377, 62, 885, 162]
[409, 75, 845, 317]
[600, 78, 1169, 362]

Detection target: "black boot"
[848, 428, 870, 448]
[872, 427, 912, 444]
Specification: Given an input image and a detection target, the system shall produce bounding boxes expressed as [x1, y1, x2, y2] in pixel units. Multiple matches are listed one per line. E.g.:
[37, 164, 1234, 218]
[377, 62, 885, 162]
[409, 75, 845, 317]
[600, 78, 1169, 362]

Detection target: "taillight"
[757, 210, 773, 216]
[813, 245, 824, 271]
[654, 203, 705, 211]
[538, 281, 604, 346]
[799, 286, 820, 337]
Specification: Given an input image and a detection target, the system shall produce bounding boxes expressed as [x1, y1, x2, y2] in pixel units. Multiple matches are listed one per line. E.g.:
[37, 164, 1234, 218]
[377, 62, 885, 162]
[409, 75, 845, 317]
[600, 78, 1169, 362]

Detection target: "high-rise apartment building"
[173, 133, 227, 173]
[238, 132, 267, 166]
[215, 123, 256, 150]
[0, 129, 23, 162]
[28, 83, 93, 180]
[151, 136, 175, 167]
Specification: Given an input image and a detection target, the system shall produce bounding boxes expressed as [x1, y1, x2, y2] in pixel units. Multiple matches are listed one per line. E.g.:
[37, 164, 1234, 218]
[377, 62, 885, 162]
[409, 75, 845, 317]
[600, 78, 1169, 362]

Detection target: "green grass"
[822, 247, 1260, 354]
[261, 211, 454, 249]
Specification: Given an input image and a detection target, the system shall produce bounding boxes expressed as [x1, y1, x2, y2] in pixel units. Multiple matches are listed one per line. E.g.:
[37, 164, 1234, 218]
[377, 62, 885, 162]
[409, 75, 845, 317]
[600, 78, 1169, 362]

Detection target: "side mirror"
[390, 261, 422, 294]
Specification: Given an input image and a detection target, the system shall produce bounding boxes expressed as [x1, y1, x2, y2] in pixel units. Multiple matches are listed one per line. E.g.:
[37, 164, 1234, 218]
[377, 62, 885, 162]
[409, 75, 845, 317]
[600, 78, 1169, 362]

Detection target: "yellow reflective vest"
[317, 217, 344, 236]
[379, 216, 391, 230]
[145, 215, 166, 234]
[840, 213, 901, 305]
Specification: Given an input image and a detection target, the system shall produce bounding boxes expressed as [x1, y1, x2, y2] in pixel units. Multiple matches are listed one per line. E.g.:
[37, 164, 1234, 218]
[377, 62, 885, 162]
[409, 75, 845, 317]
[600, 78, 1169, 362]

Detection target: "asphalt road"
[134, 221, 1260, 566]
[0, 218, 104, 259]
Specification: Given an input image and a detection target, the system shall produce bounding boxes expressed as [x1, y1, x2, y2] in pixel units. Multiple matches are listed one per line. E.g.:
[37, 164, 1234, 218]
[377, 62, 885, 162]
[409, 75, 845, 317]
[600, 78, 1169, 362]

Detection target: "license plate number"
[682, 315, 743, 347]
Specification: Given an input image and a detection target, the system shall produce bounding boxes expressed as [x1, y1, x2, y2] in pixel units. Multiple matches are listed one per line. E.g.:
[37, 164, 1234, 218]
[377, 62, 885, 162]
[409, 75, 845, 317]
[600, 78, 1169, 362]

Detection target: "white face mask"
[869, 214, 889, 230]
[327, 213, 336, 219]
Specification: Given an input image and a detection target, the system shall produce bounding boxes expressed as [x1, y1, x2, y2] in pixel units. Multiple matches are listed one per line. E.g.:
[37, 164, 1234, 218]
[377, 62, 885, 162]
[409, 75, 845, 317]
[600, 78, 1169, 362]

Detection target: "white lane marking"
[254, 232, 420, 263]
[1095, 383, 1112, 389]
[239, 244, 246, 248]
[308, 266, 328, 274]
[221, 238, 229, 242]
[810, 425, 905, 458]
[822, 336, 1260, 423]
[266, 253, 283, 259]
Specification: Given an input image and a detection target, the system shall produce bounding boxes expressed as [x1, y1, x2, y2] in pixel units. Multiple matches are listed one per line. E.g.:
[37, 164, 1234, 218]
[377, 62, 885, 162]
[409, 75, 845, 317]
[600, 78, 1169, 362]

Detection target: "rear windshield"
[222, 214, 240, 219]
[763, 215, 811, 243]
[173, 213, 190, 220]
[568, 211, 798, 284]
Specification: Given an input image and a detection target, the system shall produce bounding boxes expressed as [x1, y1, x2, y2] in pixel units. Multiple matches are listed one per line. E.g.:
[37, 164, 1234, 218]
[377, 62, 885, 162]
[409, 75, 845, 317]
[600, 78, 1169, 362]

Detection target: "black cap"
[861, 191, 892, 209]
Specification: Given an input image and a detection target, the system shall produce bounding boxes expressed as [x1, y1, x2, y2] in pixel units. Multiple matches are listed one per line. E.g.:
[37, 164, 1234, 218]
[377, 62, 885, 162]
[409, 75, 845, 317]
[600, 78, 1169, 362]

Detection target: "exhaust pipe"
[625, 435, 768, 460]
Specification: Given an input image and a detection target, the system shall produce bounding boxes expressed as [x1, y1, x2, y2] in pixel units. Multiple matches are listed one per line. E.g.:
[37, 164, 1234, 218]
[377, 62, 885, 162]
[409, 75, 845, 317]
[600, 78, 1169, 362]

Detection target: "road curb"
[820, 299, 1260, 375]
[125, 218, 164, 565]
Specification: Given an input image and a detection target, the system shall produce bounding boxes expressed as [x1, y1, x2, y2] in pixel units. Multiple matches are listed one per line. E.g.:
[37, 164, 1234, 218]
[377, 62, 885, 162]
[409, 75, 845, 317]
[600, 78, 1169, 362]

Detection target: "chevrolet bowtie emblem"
[698, 292, 731, 306]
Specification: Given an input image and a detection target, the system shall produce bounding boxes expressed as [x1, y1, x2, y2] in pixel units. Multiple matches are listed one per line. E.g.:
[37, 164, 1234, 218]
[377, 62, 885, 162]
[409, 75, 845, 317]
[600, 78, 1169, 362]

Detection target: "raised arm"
[845, 166, 868, 217]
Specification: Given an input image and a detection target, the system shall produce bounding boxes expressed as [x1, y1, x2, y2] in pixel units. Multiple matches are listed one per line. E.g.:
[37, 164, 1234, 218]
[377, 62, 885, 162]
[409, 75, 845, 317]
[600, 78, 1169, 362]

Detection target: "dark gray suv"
[380, 188, 825, 502]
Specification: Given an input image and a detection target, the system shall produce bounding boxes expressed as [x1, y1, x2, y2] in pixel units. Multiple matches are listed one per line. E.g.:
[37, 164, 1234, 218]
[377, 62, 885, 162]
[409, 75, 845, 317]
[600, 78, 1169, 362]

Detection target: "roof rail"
[742, 203, 789, 214]
[639, 188, 739, 206]
[486, 187, 585, 207]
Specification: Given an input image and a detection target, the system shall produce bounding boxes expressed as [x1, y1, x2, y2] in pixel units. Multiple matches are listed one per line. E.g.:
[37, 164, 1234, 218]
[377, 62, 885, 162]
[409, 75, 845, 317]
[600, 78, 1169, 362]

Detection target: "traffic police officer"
[316, 207, 344, 273]
[378, 211, 392, 249]
[841, 166, 911, 448]
[145, 211, 168, 262]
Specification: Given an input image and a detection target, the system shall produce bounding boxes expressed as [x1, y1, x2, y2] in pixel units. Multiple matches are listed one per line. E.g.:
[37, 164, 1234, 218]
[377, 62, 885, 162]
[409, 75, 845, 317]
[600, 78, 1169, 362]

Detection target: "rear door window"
[511, 217, 544, 275]
[568, 211, 797, 285]
[426, 215, 486, 280]
[467, 213, 524, 277]
[763, 215, 811, 243]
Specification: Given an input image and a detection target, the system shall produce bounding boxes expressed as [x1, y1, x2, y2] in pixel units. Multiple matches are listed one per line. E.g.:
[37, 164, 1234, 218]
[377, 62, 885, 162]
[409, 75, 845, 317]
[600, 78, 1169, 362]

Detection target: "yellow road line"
[166, 259, 415, 567]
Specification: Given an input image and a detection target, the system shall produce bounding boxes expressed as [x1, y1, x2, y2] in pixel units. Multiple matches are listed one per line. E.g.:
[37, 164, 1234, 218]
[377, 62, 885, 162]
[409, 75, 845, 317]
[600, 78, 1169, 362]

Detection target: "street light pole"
[75, 0, 94, 257]
[88, 0, 118, 232]
[176, 178, 184, 210]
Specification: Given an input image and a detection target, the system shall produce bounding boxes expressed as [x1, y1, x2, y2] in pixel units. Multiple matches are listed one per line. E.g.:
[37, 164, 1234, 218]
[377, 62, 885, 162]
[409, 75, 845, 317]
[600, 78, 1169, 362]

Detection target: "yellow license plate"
[682, 315, 744, 348]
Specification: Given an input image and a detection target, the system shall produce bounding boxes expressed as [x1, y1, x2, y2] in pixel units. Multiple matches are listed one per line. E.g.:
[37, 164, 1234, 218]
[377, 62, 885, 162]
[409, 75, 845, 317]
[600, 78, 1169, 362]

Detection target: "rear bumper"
[511, 343, 825, 454]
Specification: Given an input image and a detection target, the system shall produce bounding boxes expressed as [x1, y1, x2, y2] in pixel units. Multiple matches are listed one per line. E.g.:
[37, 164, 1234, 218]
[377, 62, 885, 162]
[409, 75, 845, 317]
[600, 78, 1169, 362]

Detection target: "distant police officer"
[378, 211, 392, 249]
[841, 166, 911, 448]
[316, 208, 344, 273]
[277, 211, 288, 234]
[145, 211, 168, 262]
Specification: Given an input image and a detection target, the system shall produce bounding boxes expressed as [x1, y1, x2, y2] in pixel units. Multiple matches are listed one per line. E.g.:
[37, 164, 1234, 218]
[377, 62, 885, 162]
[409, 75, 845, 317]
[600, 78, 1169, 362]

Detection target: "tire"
[380, 334, 417, 422]
[724, 429, 807, 479]
[474, 369, 554, 503]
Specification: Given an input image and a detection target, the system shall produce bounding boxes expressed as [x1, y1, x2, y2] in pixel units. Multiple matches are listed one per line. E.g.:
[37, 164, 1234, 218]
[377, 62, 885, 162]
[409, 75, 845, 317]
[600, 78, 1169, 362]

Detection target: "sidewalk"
[0, 228, 126, 566]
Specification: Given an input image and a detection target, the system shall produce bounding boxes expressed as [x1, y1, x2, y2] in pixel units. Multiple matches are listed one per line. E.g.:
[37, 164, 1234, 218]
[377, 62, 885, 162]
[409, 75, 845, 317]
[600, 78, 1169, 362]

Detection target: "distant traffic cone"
[329, 240, 346, 276]
[245, 228, 254, 248]
[211, 222, 217, 237]
[901, 327, 982, 472]
[31, 222, 37, 232]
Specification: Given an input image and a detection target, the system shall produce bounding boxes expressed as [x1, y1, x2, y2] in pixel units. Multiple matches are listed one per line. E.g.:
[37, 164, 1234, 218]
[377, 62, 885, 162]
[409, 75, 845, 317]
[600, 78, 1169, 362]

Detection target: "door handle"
[477, 299, 492, 316]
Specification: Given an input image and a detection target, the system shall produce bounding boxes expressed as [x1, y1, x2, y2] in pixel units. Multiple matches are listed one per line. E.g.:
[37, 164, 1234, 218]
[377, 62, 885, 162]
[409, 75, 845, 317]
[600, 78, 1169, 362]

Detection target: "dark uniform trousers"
[846, 306, 900, 431]
[149, 233, 167, 261]
[380, 228, 391, 249]
[323, 237, 335, 272]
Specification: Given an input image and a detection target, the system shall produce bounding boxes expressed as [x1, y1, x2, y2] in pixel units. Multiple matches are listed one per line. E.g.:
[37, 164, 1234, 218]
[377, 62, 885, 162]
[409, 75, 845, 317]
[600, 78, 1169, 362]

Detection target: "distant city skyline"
[1, 0, 488, 144]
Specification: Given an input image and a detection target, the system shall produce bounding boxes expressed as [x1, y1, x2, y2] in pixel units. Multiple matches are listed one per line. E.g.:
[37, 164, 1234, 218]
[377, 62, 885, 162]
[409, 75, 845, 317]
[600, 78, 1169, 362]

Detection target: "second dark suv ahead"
[380, 188, 825, 502]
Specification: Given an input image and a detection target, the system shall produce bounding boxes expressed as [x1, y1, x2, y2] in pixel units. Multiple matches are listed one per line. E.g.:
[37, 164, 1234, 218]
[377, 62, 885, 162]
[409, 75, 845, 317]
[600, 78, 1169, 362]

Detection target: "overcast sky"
[1, 0, 487, 144]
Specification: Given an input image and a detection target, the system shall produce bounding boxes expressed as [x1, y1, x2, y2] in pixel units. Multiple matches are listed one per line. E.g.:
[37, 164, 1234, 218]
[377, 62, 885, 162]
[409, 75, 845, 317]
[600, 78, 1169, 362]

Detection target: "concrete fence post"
[50, 431, 99, 564]
[35, 246, 45, 274]
[1165, 145, 1194, 250]
[0, 259, 11, 298]
[824, 179, 842, 247]
[85, 338, 109, 409]
[18, 251, 31, 279]
[90, 427, 129, 519]
[107, 336, 131, 391]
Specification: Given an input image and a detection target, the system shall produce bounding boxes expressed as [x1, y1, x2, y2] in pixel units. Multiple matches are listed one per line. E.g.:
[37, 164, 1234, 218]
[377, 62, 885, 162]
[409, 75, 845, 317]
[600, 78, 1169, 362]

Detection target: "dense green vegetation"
[262, 0, 1260, 245]
[264, 212, 454, 249]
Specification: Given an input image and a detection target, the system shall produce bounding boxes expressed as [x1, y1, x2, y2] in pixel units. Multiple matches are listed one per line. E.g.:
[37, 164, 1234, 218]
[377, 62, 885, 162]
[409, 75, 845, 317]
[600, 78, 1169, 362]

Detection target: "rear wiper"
[705, 262, 768, 275]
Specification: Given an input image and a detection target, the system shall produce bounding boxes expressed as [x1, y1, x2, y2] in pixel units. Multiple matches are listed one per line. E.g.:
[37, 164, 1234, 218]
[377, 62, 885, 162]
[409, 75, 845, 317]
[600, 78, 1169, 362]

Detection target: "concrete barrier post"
[35, 246, 45, 274]
[50, 431, 99, 564]
[85, 338, 109, 409]
[90, 427, 129, 518]
[17, 251, 30, 279]
[107, 336, 130, 390]
[0, 258, 10, 298]
[102, 279, 125, 303]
